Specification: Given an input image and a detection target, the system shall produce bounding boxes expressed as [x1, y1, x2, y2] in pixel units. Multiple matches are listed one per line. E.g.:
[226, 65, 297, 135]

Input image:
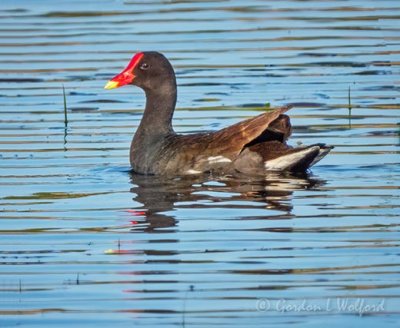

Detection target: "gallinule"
[105, 51, 332, 175]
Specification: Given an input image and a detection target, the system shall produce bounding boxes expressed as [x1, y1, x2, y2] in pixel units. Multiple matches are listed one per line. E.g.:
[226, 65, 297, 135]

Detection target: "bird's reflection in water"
[128, 171, 326, 232]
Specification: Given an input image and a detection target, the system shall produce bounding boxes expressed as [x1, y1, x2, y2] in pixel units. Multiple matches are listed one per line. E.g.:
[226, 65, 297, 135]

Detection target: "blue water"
[0, 0, 399, 327]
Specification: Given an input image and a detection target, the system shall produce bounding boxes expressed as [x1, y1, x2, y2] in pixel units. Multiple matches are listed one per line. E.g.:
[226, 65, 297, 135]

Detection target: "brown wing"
[206, 105, 292, 156]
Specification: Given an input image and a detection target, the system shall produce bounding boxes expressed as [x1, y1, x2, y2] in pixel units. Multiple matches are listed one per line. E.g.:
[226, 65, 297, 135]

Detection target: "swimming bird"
[105, 51, 332, 175]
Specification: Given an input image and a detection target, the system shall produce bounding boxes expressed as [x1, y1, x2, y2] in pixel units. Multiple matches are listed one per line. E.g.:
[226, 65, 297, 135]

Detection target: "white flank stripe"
[186, 169, 202, 174]
[207, 156, 232, 164]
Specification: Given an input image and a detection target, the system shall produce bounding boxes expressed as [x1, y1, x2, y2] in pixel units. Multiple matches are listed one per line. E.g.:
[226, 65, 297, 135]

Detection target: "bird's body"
[105, 51, 332, 176]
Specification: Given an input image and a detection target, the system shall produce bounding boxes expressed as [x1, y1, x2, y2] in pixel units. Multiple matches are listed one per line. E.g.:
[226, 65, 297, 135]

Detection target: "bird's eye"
[140, 63, 149, 70]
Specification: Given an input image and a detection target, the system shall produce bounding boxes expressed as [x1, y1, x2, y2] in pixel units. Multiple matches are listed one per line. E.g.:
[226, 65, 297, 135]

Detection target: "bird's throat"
[139, 87, 177, 136]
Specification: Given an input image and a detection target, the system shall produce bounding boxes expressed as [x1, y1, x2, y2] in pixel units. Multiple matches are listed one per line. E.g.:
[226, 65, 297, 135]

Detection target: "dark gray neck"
[136, 82, 177, 138]
[130, 84, 177, 173]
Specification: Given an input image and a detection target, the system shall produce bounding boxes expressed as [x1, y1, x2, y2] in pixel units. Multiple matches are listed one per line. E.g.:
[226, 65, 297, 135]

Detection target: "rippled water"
[0, 0, 399, 327]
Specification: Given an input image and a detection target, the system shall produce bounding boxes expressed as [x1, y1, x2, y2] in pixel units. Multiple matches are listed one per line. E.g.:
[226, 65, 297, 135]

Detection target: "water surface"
[0, 0, 399, 327]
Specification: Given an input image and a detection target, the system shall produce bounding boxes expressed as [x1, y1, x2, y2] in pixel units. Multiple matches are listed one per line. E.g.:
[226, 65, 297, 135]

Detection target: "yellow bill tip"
[104, 80, 119, 90]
